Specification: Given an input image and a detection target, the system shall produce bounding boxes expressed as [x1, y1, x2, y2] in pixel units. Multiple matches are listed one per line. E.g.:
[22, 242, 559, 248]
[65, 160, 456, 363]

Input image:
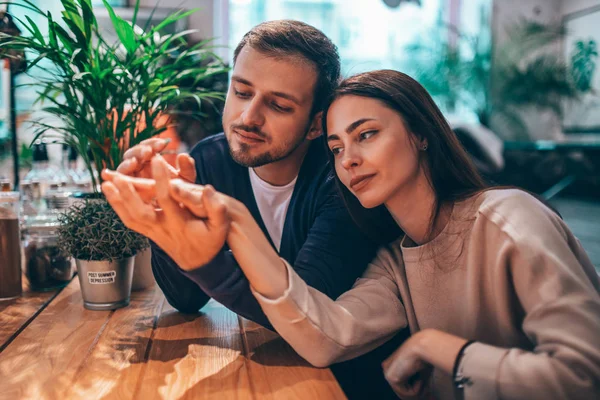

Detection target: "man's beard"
[227, 125, 310, 168]
[229, 138, 306, 168]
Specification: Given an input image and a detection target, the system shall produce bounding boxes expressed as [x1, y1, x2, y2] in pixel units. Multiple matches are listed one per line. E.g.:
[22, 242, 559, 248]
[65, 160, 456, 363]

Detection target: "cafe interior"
[0, 1, 599, 399]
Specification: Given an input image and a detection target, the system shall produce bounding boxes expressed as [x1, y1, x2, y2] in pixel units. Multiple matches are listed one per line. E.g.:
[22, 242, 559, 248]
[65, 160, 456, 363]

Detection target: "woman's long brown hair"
[323, 70, 488, 244]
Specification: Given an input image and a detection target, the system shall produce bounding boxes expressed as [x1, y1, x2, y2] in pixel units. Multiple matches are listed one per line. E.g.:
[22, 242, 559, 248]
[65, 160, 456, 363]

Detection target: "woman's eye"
[330, 147, 343, 156]
[234, 90, 251, 99]
[359, 130, 377, 141]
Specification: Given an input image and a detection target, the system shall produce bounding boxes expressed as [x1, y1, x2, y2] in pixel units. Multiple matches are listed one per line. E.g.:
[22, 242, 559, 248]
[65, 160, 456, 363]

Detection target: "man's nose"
[241, 98, 265, 127]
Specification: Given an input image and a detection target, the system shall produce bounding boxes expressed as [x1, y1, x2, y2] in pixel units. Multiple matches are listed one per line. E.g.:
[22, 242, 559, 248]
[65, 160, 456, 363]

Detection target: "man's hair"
[233, 20, 341, 116]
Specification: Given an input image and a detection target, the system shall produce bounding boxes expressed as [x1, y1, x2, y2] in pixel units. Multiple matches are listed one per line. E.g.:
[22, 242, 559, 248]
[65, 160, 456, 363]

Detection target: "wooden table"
[0, 277, 346, 400]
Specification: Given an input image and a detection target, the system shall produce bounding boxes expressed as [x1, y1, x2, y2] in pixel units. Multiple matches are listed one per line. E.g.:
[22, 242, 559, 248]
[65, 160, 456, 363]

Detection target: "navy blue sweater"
[150, 133, 378, 328]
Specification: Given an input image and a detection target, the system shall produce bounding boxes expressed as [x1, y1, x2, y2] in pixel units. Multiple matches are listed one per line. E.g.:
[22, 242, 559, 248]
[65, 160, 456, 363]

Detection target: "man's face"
[222, 47, 319, 167]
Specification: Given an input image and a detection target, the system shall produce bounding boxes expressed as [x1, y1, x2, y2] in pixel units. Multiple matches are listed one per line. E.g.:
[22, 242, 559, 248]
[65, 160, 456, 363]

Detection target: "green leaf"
[25, 15, 45, 45]
[102, 0, 138, 54]
[73, 71, 92, 80]
[0, 0, 44, 15]
[147, 8, 200, 36]
[158, 29, 199, 50]
[131, 0, 141, 28]
[23, 53, 50, 70]
[81, 0, 97, 44]
[47, 11, 58, 49]
[62, 14, 87, 50]
[52, 21, 76, 55]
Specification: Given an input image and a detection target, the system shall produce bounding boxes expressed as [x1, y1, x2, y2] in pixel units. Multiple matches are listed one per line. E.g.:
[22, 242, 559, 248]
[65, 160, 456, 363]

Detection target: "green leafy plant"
[490, 19, 579, 139]
[0, 0, 228, 190]
[58, 199, 148, 261]
[570, 39, 598, 92]
[404, 12, 583, 140]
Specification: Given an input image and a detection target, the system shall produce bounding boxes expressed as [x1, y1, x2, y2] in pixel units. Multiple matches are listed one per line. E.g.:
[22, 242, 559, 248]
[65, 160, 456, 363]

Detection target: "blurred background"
[0, 0, 598, 269]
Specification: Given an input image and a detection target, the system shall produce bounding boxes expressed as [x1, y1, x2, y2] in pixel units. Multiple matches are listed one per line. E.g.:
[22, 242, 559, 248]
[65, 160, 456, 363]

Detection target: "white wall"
[562, 0, 600, 16]
[137, 0, 229, 58]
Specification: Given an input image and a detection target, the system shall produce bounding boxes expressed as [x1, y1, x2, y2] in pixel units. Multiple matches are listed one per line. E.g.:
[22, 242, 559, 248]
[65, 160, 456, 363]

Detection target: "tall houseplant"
[490, 19, 579, 139]
[0, 0, 227, 190]
[0, 0, 228, 308]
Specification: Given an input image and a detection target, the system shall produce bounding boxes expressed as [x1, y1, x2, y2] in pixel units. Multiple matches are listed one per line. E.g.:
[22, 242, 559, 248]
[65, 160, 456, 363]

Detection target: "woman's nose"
[340, 147, 361, 170]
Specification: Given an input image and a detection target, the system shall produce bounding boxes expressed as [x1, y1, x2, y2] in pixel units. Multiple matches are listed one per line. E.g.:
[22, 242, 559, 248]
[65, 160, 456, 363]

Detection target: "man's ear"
[306, 111, 323, 140]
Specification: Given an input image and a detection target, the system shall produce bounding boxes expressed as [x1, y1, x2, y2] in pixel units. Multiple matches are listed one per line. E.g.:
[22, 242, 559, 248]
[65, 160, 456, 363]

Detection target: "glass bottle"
[23, 141, 52, 198]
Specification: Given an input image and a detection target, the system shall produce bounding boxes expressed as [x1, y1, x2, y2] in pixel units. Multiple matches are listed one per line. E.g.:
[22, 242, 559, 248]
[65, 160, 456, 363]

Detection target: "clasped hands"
[101, 139, 231, 271]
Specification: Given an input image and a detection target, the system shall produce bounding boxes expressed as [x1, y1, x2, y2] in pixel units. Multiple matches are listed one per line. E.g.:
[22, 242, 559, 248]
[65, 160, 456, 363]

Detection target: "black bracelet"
[452, 340, 475, 382]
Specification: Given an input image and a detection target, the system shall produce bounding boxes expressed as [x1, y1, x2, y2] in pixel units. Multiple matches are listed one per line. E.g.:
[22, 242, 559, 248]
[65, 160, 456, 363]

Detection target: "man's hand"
[102, 155, 229, 271]
[169, 178, 211, 219]
[111, 138, 197, 202]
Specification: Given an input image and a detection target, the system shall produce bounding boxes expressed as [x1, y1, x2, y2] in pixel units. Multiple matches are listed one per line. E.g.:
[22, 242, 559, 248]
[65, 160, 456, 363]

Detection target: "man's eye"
[271, 102, 293, 113]
[234, 90, 251, 99]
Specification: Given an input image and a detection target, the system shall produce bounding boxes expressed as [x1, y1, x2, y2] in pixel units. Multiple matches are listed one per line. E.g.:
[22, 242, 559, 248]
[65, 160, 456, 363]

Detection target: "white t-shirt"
[249, 168, 297, 251]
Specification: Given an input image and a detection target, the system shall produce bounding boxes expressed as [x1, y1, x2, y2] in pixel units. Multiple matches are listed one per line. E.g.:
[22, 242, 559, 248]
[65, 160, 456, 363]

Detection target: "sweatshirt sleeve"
[251, 247, 408, 368]
[176, 176, 379, 329]
[150, 242, 210, 313]
[459, 201, 600, 400]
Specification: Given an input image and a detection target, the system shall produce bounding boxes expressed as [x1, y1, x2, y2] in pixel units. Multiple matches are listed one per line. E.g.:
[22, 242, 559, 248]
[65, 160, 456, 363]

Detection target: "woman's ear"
[419, 137, 428, 151]
[307, 111, 323, 140]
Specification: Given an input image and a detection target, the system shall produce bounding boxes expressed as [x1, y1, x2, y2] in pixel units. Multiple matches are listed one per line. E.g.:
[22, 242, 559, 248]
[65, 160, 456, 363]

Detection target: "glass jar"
[0, 192, 22, 300]
[23, 213, 74, 291]
[0, 178, 11, 192]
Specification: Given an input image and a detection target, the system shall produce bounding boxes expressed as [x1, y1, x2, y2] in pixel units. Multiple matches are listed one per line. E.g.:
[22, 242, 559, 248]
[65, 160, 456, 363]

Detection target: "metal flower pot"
[75, 257, 135, 311]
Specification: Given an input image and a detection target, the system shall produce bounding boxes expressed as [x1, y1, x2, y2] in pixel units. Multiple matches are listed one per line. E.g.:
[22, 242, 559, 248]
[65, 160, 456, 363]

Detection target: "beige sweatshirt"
[251, 189, 600, 400]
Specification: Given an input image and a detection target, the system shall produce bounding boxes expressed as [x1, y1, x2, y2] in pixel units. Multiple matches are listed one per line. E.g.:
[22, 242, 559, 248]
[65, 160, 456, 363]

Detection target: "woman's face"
[326, 95, 425, 208]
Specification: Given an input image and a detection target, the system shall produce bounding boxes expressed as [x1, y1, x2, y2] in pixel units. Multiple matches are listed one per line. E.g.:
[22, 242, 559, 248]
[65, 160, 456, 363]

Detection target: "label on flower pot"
[88, 271, 116, 284]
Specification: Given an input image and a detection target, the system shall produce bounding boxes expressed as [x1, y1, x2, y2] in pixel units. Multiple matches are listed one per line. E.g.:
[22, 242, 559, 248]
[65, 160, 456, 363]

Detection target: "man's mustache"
[231, 124, 268, 140]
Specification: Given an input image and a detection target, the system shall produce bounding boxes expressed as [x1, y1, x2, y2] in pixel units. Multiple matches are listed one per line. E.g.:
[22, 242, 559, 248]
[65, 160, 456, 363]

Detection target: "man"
[104, 20, 404, 398]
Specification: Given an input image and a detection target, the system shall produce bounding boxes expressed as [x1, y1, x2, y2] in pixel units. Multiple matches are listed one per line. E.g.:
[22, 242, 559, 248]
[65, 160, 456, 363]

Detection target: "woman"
[104, 70, 600, 400]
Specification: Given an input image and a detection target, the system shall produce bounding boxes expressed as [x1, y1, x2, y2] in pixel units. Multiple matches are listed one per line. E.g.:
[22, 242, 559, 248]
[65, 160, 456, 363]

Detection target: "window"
[228, 0, 492, 122]
[229, 0, 442, 76]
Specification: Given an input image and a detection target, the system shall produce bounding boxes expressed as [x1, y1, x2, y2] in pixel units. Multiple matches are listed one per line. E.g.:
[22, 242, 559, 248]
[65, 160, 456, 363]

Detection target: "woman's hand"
[382, 329, 469, 399]
[102, 155, 230, 271]
[105, 155, 291, 300]
[382, 331, 433, 399]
